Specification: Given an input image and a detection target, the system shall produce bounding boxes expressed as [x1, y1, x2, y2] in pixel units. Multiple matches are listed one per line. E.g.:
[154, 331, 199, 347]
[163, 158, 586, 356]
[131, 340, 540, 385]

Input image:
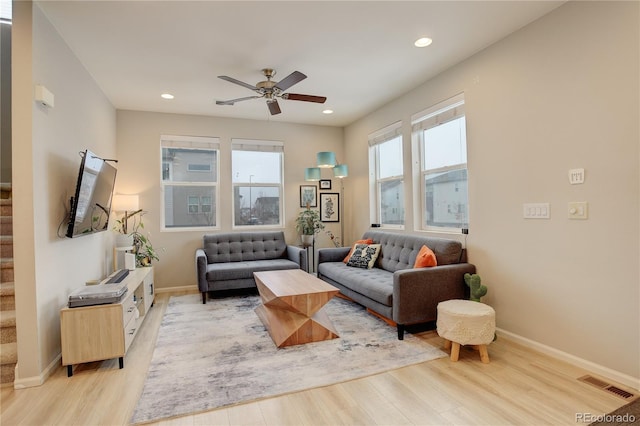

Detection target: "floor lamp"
[333, 164, 348, 246]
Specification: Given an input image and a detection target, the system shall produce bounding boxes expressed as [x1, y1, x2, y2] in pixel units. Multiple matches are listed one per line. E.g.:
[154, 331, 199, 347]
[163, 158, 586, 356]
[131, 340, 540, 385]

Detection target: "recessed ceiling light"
[414, 37, 433, 48]
[161, 93, 174, 100]
[322, 109, 334, 114]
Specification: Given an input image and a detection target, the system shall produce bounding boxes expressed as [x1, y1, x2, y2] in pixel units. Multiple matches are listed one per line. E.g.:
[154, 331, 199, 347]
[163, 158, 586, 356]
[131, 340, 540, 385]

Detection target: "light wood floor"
[0, 290, 634, 425]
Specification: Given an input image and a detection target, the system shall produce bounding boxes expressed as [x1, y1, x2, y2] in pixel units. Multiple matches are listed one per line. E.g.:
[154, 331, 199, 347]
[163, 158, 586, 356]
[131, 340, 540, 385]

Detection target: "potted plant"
[295, 208, 324, 247]
[114, 211, 160, 267]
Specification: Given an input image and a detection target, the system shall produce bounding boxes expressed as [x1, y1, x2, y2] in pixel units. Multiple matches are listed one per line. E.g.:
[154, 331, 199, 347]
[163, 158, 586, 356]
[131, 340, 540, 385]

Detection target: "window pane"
[424, 169, 468, 228]
[162, 148, 217, 182]
[423, 117, 467, 170]
[232, 151, 281, 183]
[233, 186, 280, 226]
[164, 186, 216, 227]
[378, 136, 403, 179]
[380, 179, 404, 225]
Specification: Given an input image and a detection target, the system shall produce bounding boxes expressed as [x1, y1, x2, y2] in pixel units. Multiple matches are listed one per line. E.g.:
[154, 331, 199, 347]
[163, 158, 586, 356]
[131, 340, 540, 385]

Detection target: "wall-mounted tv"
[66, 150, 117, 238]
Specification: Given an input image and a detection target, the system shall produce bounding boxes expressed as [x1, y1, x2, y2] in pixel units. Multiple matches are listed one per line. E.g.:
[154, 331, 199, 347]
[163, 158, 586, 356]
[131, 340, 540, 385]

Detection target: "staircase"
[0, 183, 16, 386]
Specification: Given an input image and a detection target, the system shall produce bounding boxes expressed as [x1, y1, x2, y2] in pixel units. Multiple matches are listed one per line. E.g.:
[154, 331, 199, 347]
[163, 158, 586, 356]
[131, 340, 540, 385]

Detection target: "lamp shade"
[333, 164, 349, 178]
[304, 167, 321, 181]
[316, 151, 336, 168]
[112, 194, 139, 212]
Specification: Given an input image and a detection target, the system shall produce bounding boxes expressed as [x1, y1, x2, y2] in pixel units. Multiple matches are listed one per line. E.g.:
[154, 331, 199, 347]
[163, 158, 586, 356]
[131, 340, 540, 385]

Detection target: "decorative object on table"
[299, 185, 317, 208]
[319, 179, 331, 190]
[295, 207, 324, 247]
[464, 273, 487, 302]
[320, 192, 339, 222]
[130, 293, 446, 424]
[131, 230, 160, 267]
[112, 195, 161, 267]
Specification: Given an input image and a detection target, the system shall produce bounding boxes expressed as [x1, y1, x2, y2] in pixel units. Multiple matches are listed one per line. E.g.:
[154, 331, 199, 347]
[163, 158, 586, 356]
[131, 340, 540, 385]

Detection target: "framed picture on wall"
[319, 179, 332, 190]
[320, 193, 339, 222]
[300, 185, 317, 208]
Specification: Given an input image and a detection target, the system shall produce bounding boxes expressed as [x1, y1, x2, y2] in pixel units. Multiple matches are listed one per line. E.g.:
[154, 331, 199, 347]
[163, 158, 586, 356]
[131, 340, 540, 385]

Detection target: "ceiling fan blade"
[216, 95, 261, 105]
[274, 71, 306, 92]
[283, 93, 327, 104]
[267, 100, 281, 115]
[218, 75, 258, 91]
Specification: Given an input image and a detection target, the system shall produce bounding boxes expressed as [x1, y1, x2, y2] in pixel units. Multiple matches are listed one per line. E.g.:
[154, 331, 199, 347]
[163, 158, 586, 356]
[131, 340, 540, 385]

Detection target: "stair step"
[0, 199, 11, 217]
[0, 216, 11, 236]
[0, 237, 11, 258]
[1, 283, 15, 311]
[0, 260, 13, 283]
[0, 342, 16, 364]
[0, 310, 16, 344]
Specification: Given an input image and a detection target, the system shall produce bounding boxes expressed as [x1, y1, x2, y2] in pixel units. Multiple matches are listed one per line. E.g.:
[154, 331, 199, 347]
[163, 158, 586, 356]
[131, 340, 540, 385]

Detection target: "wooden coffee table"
[254, 269, 340, 348]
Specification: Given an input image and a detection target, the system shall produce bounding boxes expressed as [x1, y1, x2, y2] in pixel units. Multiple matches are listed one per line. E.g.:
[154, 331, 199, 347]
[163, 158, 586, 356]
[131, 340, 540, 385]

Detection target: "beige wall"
[12, 2, 116, 386]
[345, 1, 639, 383]
[116, 110, 343, 289]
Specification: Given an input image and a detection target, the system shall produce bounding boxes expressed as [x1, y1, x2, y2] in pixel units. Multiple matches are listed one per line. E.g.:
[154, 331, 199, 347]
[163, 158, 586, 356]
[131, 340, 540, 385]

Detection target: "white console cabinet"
[60, 267, 154, 377]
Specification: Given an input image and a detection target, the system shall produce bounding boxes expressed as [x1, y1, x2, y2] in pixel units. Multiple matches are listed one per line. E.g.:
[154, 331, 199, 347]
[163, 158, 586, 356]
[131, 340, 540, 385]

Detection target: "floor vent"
[578, 375, 638, 401]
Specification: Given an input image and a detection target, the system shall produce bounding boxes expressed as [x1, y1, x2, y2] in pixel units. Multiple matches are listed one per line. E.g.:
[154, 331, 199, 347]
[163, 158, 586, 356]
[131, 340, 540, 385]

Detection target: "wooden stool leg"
[478, 344, 490, 363]
[450, 342, 460, 362]
[444, 339, 451, 350]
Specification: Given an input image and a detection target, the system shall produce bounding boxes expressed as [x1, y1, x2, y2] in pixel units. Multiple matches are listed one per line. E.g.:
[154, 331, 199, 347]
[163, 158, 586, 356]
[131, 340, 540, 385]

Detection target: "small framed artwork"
[320, 193, 339, 222]
[319, 179, 332, 190]
[300, 185, 317, 208]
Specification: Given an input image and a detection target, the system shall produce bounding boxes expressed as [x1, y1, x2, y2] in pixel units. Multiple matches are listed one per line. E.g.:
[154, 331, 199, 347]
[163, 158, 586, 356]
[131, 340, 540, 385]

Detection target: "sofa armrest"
[195, 248, 209, 293]
[318, 247, 351, 264]
[392, 263, 476, 325]
[286, 245, 308, 272]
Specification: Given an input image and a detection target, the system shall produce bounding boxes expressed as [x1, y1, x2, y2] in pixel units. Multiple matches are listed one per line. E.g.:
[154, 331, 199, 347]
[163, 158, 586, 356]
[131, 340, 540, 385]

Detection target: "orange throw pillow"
[414, 245, 437, 268]
[343, 239, 374, 263]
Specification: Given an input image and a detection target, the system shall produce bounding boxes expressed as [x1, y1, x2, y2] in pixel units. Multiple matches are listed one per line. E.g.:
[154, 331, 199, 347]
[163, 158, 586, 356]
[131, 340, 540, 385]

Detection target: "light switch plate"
[568, 201, 588, 219]
[523, 203, 550, 219]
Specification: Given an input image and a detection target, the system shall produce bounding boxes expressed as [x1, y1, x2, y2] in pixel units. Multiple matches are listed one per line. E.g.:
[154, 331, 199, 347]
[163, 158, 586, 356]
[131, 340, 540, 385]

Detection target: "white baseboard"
[496, 328, 640, 391]
[155, 285, 199, 294]
[13, 353, 61, 389]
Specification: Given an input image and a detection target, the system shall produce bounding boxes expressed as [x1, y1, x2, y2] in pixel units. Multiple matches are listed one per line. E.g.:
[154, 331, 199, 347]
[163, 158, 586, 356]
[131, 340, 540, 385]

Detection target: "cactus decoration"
[464, 273, 487, 302]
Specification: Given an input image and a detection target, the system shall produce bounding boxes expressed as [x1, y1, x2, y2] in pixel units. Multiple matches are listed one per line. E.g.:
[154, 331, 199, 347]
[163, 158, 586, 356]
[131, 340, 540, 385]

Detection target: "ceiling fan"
[216, 68, 327, 115]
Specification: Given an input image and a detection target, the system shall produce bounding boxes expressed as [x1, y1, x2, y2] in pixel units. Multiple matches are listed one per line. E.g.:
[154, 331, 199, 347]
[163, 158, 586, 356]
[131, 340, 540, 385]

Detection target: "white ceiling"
[36, 1, 564, 127]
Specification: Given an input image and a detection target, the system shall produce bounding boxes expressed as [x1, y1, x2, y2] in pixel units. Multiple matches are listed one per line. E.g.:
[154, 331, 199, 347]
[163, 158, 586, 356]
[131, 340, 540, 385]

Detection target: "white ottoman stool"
[436, 299, 496, 364]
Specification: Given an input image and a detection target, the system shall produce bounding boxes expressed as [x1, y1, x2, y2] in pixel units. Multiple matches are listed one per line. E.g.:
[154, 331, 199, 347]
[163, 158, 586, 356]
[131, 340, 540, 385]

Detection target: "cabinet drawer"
[122, 294, 136, 325]
[124, 315, 138, 351]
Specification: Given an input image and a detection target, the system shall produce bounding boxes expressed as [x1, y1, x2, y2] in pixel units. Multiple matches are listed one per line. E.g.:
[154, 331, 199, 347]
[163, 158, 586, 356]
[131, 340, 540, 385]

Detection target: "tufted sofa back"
[362, 231, 463, 272]
[203, 231, 287, 263]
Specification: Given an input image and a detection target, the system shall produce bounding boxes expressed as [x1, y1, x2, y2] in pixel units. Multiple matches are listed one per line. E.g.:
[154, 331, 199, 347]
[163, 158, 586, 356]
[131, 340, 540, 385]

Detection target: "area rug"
[131, 293, 446, 424]
[589, 398, 640, 426]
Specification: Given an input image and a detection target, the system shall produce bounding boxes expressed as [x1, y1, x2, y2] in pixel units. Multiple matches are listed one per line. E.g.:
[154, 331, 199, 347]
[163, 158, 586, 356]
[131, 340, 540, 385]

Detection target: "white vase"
[301, 234, 314, 247]
[115, 233, 134, 248]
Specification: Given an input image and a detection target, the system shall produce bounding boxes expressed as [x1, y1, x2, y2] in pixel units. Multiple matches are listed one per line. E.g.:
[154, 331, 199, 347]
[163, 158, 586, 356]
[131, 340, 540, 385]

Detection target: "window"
[161, 135, 219, 230]
[369, 122, 404, 227]
[231, 139, 284, 227]
[412, 93, 468, 231]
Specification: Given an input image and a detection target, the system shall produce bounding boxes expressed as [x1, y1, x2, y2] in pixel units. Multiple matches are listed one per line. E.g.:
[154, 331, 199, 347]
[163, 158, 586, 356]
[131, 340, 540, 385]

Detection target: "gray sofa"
[317, 230, 475, 339]
[196, 231, 307, 304]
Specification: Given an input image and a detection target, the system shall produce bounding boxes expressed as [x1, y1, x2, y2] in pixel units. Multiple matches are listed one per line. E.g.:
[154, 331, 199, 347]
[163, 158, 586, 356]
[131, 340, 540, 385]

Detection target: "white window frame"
[160, 135, 220, 232]
[368, 121, 404, 229]
[411, 93, 468, 233]
[231, 139, 284, 229]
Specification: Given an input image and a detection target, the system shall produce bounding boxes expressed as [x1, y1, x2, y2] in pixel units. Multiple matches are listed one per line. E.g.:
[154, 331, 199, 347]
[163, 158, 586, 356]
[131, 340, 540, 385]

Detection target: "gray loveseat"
[317, 230, 475, 339]
[196, 231, 307, 304]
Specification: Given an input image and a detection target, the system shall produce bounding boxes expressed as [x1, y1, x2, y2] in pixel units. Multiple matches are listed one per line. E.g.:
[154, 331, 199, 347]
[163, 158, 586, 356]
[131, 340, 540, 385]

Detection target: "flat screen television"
[66, 150, 117, 238]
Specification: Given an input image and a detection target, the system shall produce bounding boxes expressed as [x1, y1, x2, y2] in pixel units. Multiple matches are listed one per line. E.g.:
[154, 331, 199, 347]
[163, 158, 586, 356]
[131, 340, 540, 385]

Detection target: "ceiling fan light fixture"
[414, 37, 433, 48]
